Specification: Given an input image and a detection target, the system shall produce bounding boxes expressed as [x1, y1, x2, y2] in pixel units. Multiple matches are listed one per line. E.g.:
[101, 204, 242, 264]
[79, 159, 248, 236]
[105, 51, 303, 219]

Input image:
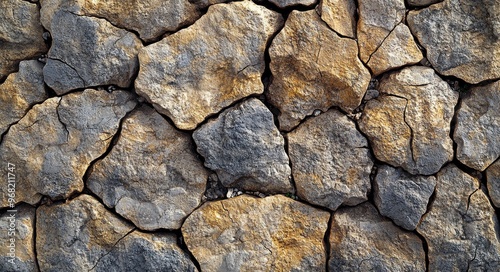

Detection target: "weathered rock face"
[408, 0, 500, 84]
[88, 105, 209, 230]
[193, 99, 292, 194]
[454, 80, 500, 171]
[374, 165, 436, 230]
[486, 160, 500, 208]
[359, 66, 458, 175]
[268, 0, 317, 8]
[268, 10, 370, 131]
[418, 165, 500, 271]
[182, 195, 330, 271]
[135, 1, 283, 130]
[329, 202, 426, 271]
[317, 0, 356, 38]
[288, 109, 373, 211]
[0, 90, 136, 207]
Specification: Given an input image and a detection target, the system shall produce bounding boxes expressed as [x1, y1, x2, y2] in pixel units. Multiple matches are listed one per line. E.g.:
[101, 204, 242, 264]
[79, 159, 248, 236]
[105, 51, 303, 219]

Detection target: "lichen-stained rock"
[135, 1, 283, 130]
[0, 205, 37, 272]
[288, 109, 373, 211]
[374, 165, 436, 230]
[43, 11, 142, 95]
[268, 0, 317, 8]
[268, 10, 370, 131]
[359, 66, 458, 175]
[408, 0, 500, 84]
[486, 160, 500, 208]
[88, 105, 209, 230]
[407, 0, 442, 7]
[317, 0, 357, 38]
[454, 80, 500, 171]
[0, 0, 47, 79]
[0, 90, 136, 207]
[417, 165, 500, 271]
[182, 195, 330, 271]
[329, 202, 426, 271]
[0, 60, 48, 136]
[193, 99, 293, 194]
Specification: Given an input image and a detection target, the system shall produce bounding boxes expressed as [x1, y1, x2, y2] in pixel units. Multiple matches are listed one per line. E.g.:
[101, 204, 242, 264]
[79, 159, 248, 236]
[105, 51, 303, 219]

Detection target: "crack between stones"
[55, 98, 70, 142]
[365, 20, 404, 65]
[384, 93, 416, 164]
[87, 227, 136, 271]
[33, 205, 41, 272]
[48, 57, 86, 86]
[465, 188, 479, 214]
[414, 230, 430, 272]
[466, 246, 478, 271]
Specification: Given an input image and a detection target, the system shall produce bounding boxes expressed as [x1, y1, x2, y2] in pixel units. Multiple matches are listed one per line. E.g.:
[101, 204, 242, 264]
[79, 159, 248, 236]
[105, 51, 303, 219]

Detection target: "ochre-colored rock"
[317, 0, 356, 38]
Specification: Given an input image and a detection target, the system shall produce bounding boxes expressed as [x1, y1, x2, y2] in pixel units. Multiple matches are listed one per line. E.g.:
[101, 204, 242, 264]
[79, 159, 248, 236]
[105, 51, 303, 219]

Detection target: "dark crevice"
[88, 228, 136, 271]
[324, 212, 333, 272]
[414, 231, 430, 272]
[33, 204, 41, 272]
[47, 57, 86, 86]
[174, 229, 202, 272]
[55, 98, 70, 142]
[282, 134, 297, 195]
[252, 0, 319, 14]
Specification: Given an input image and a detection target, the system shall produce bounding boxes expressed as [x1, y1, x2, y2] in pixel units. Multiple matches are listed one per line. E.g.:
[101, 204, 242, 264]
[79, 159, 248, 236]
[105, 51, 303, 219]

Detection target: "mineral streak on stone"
[317, 0, 357, 38]
[408, 0, 500, 84]
[193, 99, 293, 194]
[486, 159, 500, 208]
[87, 105, 209, 230]
[288, 109, 373, 211]
[0, 90, 136, 207]
[268, 10, 370, 131]
[182, 195, 330, 272]
[417, 165, 500, 271]
[135, 1, 283, 130]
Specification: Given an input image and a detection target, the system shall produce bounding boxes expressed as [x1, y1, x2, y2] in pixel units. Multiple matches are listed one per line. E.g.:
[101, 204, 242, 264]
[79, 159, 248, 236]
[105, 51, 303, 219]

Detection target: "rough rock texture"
[0, 90, 136, 207]
[135, 1, 283, 130]
[374, 165, 436, 230]
[288, 109, 373, 211]
[407, 0, 442, 6]
[408, 0, 500, 84]
[329, 202, 426, 271]
[0, 0, 47, 79]
[359, 66, 458, 175]
[486, 160, 500, 208]
[317, 0, 356, 38]
[418, 165, 500, 271]
[193, 99, 292, 194]
[88, 106, 209, 230]
[182, 195, 330, 271]
[268, 0, 317, 8]
[268, 10, 370, 131]
[0, 60, 48, 136]
[454, 80, 500, 171]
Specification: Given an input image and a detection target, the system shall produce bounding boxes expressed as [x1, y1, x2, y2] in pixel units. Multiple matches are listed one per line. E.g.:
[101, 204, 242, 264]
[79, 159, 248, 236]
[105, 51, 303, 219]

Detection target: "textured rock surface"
[408, 0, 500, 84]
[454, 80, 500, 171]
[269, 0, 317, 8]
[88, 106, 209, 230]
[288, 109, 373, 210]
[135, 1, 283, 130]
[374, 165, 436, 230]
[182, 195, 330, 271]
[318, 0, 356, 38]
[418, 165, 500, 271]
[0, 90, 136, 206]
[486, 160, 500, 208]
[193, 99, 292, 194]
[268, 10, 370, 130]
[329, 202, 426, 271]
[359, 66, 458, 175]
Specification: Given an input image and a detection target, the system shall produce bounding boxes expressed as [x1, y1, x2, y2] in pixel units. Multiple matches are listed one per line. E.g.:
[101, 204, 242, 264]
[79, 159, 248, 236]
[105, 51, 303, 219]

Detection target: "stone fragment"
[182, 195, 330, 271]
[359, 66, 458, 175]
[135, 1, 283, 130]
[193, 99, 292, 194]
[454, 80, 500, 171]
[288, 109, 373, 210]
[374, 165, 436, 230]
[486, 160, 500, 208]
[88, 106, 209, 230]
[0, 90, 136, 207]
[317, 0, 356, 38]
[329, 202, 426, 271]
[408, 0, 500, 84]
[268, 0, 316, 8]
[0, 60, 48, 135]
[268, 10, 370, 131]
[417, 165, 500, 271]
[407, 0, 442, 7]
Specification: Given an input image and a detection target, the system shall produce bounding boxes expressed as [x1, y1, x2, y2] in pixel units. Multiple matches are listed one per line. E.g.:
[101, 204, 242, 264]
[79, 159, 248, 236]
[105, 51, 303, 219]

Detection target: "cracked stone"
[417, 164, 500, 271]
[288, 109, 373, 211]
[317, 0, 356, 38]
[268, 10, 371, 131]
[0, 89, 136, 207]
[135, 1, 283, 130]
[182, 194, 330, 271]
[359, 66, 458, 175]
[486, 159, 500, 208]
[87, 105, 209, 230]
[193, 99, 293, 194]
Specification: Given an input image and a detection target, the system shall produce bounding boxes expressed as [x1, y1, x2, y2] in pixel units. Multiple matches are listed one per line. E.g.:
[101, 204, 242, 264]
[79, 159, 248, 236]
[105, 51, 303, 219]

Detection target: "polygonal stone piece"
[317, 0, 356, 38]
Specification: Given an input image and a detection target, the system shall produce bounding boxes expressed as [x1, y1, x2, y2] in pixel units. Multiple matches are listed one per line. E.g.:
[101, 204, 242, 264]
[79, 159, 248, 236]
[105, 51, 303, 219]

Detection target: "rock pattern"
[486, 160, 500, 208]
[193, 99, 292, 194]
[317, 0, 356, 38]
[182, 195, 330, 271]
[408, 0, 500, 84]
[88, 106, 209, 230]
[359, 66, 458, 175]
[268, 10, 370, 130]
[135, 1, 283, 130]
[268, 0, 317, 8]
[288, 109, 373, 211]
[329, 202, 426, 271]
[417, 165, 500, 271]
